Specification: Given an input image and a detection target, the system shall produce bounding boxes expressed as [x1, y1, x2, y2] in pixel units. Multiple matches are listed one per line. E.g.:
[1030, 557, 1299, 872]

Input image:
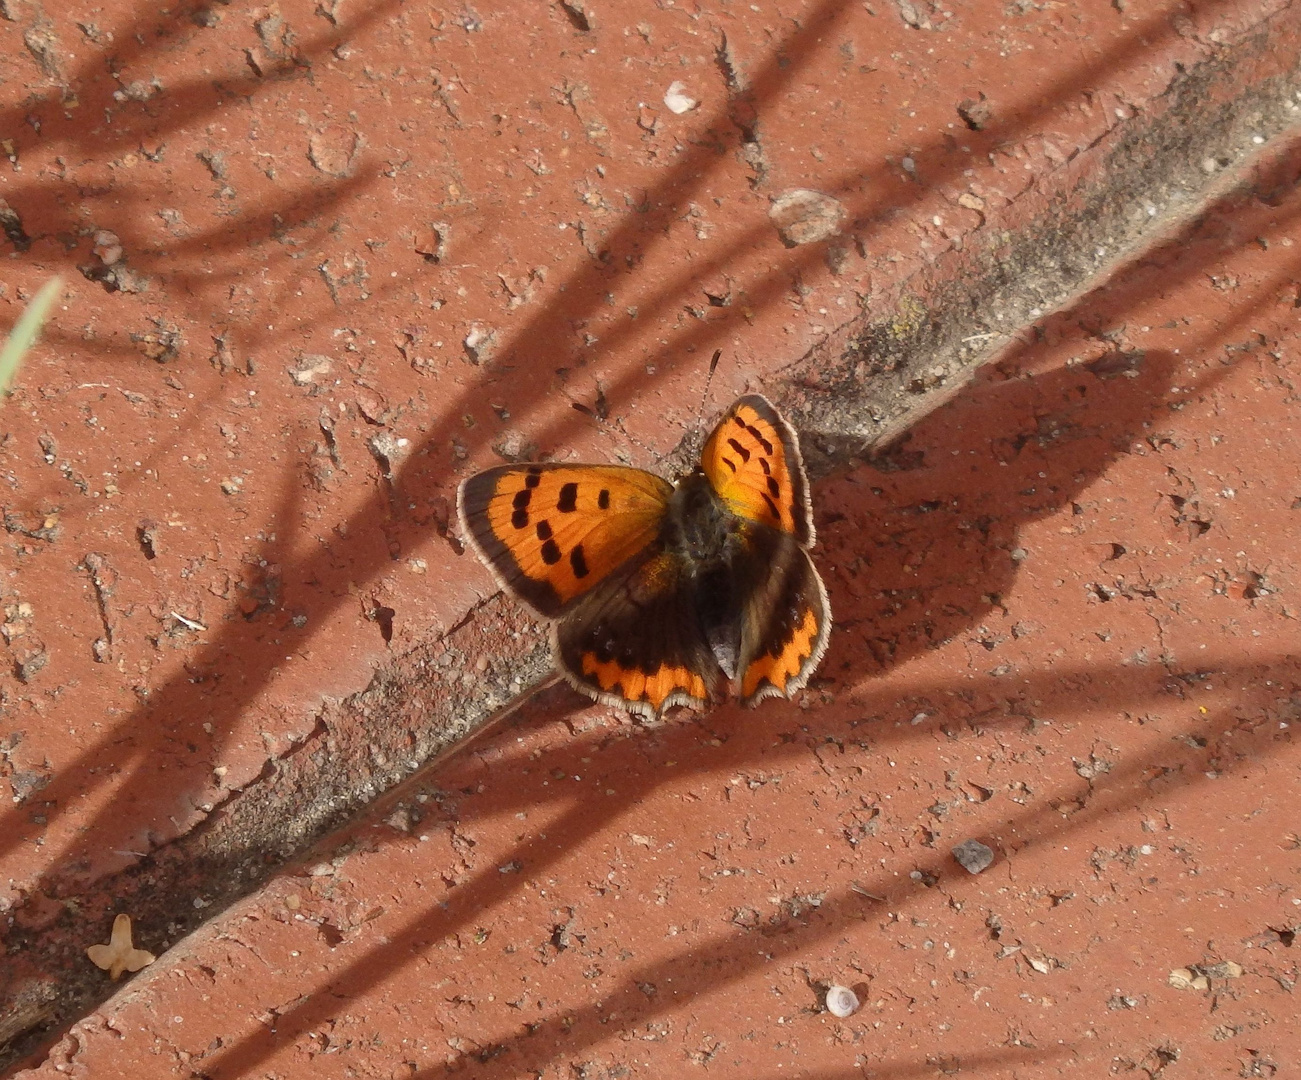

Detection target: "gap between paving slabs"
[4, 15, 1301, 1072]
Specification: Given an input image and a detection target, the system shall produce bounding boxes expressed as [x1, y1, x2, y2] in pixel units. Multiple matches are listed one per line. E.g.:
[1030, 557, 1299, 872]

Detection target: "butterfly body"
[458, 395, 830, 718]
[660, 469, 754, 674]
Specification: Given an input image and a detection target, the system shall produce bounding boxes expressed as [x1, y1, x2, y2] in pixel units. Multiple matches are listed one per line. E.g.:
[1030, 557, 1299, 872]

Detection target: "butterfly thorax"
[662, 469, 741, 568]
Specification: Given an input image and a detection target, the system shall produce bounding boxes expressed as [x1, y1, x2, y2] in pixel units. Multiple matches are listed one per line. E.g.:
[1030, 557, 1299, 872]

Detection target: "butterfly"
[457, 395, 830, 718]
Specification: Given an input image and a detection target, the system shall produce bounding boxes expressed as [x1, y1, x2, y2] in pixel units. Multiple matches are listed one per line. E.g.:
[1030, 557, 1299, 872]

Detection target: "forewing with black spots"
[458, 463, 672, 617]
[700, 394, 813, 545]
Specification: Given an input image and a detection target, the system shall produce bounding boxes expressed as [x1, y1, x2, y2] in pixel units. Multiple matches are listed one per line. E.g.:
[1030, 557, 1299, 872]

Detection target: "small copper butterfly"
[457, 395, 831, 718]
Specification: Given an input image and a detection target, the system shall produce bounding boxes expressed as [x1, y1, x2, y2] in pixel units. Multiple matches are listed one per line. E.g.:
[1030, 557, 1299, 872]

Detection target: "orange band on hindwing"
[581, 653, 711, 713]
[741, 607, 822, 698]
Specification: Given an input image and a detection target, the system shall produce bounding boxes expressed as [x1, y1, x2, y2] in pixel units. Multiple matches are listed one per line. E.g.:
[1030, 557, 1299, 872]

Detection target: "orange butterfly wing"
[699, 395, 829, 704]
[731, 526, 830, 705]
[457, 463, 672, 617]
[700, 395, 814, 544]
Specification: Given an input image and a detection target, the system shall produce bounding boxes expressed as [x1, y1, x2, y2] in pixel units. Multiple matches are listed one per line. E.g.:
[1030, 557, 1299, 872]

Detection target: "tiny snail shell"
[825, 984, 860, 1018]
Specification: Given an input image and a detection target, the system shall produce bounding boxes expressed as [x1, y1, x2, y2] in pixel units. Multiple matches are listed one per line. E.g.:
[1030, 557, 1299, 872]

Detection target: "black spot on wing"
[536, 520, 553, 540]
[541, 538, 562, 565]
[726, 437, 750, 463]
[766, 475, 780, 498]
[511, 486, 533, 529]
[589, 627, 616, 663]
[761, 491, 780, 521]
[598, 488, 610, 509]
[721, 456, 738, 473]
[745, 422, 774, 456]
[570, 544, 589, 579]
[525, 469, 542, 488]
[557, 483, 578, 512]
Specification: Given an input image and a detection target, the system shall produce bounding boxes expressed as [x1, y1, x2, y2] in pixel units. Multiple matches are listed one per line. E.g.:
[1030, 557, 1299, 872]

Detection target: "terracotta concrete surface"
[0, 0, 1298, 1075]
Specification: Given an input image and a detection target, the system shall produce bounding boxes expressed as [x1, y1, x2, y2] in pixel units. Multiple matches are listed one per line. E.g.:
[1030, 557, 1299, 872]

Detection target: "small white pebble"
[826, 984, 860, 1018]
[663, 81, 697, 114]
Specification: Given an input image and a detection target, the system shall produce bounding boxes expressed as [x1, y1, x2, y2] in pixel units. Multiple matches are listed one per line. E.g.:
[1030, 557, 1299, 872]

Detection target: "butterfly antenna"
[690, 349, 723, 448]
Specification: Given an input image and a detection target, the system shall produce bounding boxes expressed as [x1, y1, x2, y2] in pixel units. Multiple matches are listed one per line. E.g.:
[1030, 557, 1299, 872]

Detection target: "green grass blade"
[0, 276, 63, 400]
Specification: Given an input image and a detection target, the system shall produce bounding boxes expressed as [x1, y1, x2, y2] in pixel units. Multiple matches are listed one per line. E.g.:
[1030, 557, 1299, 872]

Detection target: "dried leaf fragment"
[87, 914, 155, 980]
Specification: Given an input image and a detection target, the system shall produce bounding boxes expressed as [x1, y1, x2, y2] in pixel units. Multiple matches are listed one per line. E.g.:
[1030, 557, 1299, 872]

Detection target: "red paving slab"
[1, 0, 1300, 1073]
[14, 135, 1301, 1077]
